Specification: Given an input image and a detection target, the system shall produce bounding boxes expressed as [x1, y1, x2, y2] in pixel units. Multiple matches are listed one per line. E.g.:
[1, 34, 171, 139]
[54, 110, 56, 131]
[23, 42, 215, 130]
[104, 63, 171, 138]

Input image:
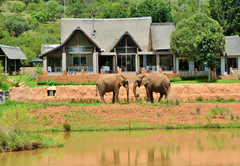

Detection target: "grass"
[8, 75, 46, 88]
[171, 79, 240, 84]
[5, 75, 240, 89]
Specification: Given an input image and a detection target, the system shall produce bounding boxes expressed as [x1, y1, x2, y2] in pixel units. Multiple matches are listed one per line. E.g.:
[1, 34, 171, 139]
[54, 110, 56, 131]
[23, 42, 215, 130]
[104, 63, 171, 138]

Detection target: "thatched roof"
[39, 27, 101, 58]
[150, 23, 175, 51]
[0, 45, 27, 60]
[225, 35, 240, 56]
[61, 17, 152, 52]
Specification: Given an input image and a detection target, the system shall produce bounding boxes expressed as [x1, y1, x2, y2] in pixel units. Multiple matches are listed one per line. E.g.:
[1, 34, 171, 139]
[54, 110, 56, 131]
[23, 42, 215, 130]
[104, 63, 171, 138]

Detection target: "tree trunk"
[208, 67, 211, 82]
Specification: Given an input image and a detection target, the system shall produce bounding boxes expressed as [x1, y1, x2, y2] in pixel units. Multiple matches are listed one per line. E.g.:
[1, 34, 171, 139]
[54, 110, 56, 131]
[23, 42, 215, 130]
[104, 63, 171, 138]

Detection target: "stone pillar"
[43, 56, 47, 72]
[159, 68, 162, 74]
[135, 54, 138, 72]
[82, 69, 84, 74]
[118, 68, 122, 74]
[62, 53, 66, 73]
[142, 68, 146, 74]
[156, 54, 159, 72]
[43, 71, 48, 76]
[5, 56, 7, 74]
[93, 53, 97, 74]
[177, 69, 179, 75]
[235, 70, 238, 79]
[62, 70, 67, 75]
[173, 54, 176, 73]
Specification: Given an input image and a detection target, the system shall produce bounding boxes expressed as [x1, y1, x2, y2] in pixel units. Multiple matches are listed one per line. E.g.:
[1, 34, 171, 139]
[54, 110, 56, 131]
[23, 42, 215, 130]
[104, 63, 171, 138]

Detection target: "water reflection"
[1, 129, 240, 166]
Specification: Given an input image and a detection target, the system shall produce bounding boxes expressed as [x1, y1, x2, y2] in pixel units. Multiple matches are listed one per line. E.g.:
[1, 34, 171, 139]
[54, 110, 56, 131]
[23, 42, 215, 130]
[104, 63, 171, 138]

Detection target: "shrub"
[195, 105, 201, 114]
[63, 122, 71, 132]
[236, 114, 240, 119]
[181, 75, 208, 80]
[0, 105, 33, 134]
[169, 77, 182, 82]
[196, 96, 203, 101]
[228, 98, 236, 102]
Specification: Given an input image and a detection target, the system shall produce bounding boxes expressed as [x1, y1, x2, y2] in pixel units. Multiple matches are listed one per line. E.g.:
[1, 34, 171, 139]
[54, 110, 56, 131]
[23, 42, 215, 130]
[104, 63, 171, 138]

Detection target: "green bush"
[37, 80, 96, 86]
[0, 105, 33, 134]
[169, 77, 182, 82]
[196, 96, 204, 101]
[181, 75, 208, 80]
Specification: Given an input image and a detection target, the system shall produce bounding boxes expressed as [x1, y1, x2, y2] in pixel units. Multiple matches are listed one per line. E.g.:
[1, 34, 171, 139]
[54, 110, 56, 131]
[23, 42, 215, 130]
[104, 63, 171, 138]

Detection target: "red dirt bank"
[33, 103, 240, 129]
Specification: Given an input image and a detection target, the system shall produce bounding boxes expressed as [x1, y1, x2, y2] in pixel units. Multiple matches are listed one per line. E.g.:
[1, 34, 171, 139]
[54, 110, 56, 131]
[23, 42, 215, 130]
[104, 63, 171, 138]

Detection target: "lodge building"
[39, 17, 240, 76]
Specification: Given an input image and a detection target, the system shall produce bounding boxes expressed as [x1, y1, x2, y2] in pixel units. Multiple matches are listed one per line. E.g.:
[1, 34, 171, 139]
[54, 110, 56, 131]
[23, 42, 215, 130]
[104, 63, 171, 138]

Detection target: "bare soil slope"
[32, 103, 240, 128]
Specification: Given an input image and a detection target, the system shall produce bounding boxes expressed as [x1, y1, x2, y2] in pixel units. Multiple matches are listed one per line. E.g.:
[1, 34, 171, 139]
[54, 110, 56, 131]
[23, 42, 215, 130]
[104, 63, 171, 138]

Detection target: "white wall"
[221, 57, 225, 75]
[189, 61, 194, 71]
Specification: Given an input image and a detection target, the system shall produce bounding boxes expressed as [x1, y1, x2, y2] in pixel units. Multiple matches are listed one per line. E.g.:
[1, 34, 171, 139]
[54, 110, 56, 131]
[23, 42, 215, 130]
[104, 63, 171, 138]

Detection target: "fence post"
[235, 70, 238, 80]
[159, 68, 162, 74]
[230, 67, 232, 76]
[82, 69, 84, 75]
[195, 68, 197, 76]
[142, 68, 146, 74]
[118, 68, 122, 74]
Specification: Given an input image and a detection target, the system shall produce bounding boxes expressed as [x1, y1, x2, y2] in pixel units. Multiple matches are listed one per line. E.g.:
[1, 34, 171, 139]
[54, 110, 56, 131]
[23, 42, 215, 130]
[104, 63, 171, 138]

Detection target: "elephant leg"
[150, 90, 154, 103]
[114, 89, 119, 104]
[158, 93, 164, 102]
[99, 91, 105, 104]
[146, 88, 151, 103]
[112, 91, 115, 103]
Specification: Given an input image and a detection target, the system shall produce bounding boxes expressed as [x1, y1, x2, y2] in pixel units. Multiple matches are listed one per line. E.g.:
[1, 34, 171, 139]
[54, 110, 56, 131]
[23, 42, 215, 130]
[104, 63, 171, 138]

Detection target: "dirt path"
[32, 103, 240, 128]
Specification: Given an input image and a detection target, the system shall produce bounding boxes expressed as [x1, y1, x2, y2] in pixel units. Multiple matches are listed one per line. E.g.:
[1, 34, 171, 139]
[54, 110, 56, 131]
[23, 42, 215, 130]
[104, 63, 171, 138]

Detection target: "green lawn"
[8, 75, 46, 88]
[171, 79, 240, 84]
[6, 75, 240, 89]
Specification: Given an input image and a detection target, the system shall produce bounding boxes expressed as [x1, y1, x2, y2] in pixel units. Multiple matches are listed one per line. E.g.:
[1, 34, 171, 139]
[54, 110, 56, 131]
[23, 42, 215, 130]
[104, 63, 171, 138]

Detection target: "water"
[1, 129, 240, 166]
[0, 91, 6, 105]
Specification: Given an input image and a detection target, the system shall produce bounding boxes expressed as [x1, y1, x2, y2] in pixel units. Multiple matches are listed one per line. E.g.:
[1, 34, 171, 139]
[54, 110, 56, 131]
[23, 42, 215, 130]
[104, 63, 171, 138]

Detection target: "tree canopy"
[130, 0, 173, 22]
[170, 13, 225, 61]
[209, 0, 240, 36]
[170, 13, 225, 81]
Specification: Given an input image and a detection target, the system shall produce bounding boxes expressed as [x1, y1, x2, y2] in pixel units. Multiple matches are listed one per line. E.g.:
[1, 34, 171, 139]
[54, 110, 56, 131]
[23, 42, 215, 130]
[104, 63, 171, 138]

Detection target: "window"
[116, 36, 137, 72]
[67, 54, 93, 73]
[159, 55, 173, 71]
[139, 55, 156, 71]
[227, 58, 238, 69]
[47, 56, 62, 72]
[179, 59, 189, 71]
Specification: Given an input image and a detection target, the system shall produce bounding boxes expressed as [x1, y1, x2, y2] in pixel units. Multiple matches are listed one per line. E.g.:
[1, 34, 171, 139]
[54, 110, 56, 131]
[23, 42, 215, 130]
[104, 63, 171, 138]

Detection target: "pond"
[1, 129, 240, 166]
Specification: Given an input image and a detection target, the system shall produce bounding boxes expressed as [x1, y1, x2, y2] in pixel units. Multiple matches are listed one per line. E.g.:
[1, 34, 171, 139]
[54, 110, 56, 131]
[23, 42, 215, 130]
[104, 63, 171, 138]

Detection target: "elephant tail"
[95, 84, 98, 97]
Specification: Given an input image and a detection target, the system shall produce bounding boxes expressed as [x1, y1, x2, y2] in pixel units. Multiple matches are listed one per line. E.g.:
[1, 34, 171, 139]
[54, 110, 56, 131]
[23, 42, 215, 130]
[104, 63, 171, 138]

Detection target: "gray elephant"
[133, 73, 171, 103]
[96, 74, 129, 104]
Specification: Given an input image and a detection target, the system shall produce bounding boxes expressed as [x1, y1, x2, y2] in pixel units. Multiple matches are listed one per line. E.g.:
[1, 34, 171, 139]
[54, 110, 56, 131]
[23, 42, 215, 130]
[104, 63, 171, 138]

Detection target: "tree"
[9, 2, 26, 14]
[3, 15, 30, 36]
[31, 11, 47, 22]
[209, 0, 240, 36]
[170, 13, 225, 81]
[103, 3, 128, 18]
[195, 31, 221, 82]
[66, 0, 85, 18]
[129, 0, 173, 22]
[43, 0, 58, 21]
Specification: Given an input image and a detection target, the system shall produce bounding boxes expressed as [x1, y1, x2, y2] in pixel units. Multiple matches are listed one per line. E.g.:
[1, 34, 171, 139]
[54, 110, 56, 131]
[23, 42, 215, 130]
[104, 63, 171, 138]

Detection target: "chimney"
[92, 15, 96, 38]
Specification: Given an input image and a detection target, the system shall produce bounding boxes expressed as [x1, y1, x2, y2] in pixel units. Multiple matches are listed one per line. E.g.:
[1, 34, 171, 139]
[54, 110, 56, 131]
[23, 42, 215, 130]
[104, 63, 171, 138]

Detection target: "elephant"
[96, 74, 129, 104]
[133, 73, 171, 103]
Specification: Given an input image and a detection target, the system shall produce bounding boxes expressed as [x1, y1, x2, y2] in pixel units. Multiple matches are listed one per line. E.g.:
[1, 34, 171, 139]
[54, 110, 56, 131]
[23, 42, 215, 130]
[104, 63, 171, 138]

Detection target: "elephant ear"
[141, 75, 150, 86]
[116, 74, 124, 86]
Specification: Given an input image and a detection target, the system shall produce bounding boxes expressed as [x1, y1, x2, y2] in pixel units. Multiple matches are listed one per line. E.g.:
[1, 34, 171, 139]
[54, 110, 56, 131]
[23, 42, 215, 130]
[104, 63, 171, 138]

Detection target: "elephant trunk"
[133, 80, 139, 97]
[127, 88, 129, 103]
